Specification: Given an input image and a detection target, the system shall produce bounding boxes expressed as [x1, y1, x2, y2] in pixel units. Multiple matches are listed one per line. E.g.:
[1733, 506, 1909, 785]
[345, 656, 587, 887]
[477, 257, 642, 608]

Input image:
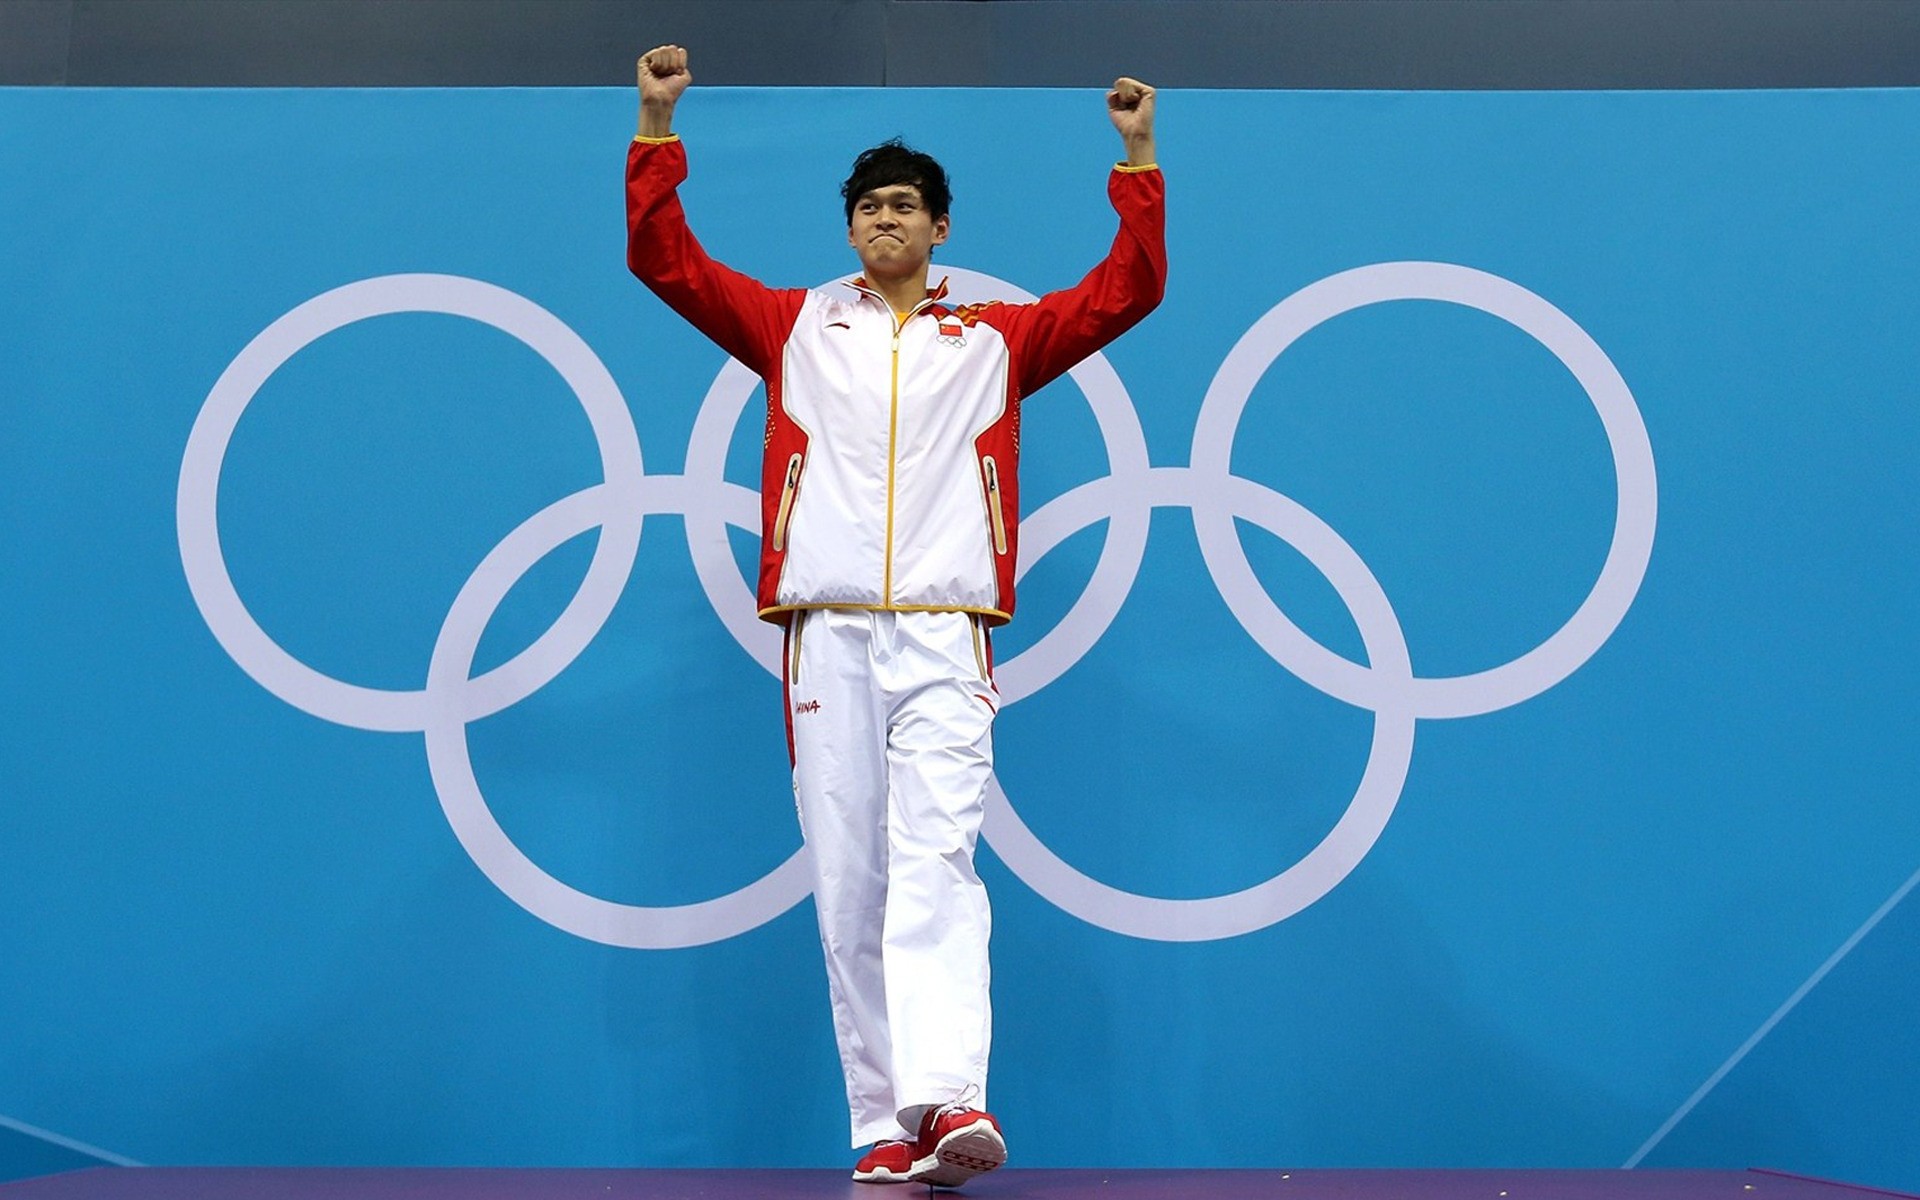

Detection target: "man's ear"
[848, 224, 858, 250]
[932, 215, 951, 247]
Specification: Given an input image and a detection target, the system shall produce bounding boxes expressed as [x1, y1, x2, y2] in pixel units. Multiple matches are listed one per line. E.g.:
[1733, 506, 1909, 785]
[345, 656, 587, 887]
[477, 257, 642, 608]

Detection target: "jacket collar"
[845, 274, 951, 310]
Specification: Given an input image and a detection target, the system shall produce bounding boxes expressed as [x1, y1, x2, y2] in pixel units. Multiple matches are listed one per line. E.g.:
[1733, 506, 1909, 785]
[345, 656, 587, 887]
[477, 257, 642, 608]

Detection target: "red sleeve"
[625, 137, 806, 377]
[975, 166, 1167, 397]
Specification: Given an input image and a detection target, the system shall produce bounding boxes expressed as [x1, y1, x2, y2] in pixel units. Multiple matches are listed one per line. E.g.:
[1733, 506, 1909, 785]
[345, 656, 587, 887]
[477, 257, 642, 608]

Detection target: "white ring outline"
[176, 274, 648, 731]
[1190, 261, 1658, 719]
[981, 467, 1417, 942]
[421, 483, 812, 949]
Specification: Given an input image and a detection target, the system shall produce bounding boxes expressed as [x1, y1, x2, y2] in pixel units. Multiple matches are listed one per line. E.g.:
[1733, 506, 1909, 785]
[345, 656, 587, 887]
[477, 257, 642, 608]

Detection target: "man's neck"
[866, 270, 933, 319]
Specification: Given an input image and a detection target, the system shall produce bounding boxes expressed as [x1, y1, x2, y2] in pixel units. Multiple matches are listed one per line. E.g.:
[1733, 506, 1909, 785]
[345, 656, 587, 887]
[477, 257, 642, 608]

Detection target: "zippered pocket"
[983, 456, 1008, 556]
[772, 453, 803, 552]
[788, 609, 805, 685]
[969, 614, 989, 682]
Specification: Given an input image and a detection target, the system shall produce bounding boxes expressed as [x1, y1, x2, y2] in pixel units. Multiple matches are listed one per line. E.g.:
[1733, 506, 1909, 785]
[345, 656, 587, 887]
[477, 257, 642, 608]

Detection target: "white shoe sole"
[908, 1120, 1007, 1189]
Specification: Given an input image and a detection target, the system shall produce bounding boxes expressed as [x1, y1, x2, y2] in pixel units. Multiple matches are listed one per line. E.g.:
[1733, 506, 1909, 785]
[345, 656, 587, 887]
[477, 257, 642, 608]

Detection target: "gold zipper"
[983, 455, 1008, 556]
[772, 452, 803, 552]
[880, 298, 931, 603]
[883, 328, 900, 601]
[788, 610, 804, 684]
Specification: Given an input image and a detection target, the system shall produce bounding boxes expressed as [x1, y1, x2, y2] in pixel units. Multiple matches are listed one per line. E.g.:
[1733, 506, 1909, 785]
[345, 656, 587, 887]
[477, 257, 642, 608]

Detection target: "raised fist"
[638, 45, 692, 108]
[1107, 76, 1156, 143]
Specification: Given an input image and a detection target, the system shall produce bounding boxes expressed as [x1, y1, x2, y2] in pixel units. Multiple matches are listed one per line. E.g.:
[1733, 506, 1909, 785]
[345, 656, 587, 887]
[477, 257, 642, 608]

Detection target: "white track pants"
[784, 608, 997, 1147]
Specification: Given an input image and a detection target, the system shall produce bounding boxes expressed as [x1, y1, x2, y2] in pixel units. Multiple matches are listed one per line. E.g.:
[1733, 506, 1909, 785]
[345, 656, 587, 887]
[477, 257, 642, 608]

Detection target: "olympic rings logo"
[177, 262, 1656, 947]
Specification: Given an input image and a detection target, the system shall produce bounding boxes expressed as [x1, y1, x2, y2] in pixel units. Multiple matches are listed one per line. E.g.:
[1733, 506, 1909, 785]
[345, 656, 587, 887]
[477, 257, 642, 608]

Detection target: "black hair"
[841, 139, 952, 224]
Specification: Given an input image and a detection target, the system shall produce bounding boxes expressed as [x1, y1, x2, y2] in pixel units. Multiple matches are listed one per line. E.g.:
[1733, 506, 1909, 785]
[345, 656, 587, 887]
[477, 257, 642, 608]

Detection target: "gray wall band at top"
[4, 0, 1920, 89]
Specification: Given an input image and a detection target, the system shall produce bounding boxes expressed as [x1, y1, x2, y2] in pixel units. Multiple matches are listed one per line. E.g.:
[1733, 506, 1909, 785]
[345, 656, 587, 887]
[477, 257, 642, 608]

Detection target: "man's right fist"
[638, 45, 692, 107]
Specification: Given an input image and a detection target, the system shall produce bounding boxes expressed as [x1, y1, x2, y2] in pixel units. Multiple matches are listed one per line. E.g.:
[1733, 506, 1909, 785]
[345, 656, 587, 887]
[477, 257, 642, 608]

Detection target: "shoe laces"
[934, 1084, 983, 1118]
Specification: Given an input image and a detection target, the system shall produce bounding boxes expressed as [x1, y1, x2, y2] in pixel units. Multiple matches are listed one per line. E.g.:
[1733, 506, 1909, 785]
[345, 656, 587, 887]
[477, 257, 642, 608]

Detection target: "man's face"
[847, 183, 950, 281]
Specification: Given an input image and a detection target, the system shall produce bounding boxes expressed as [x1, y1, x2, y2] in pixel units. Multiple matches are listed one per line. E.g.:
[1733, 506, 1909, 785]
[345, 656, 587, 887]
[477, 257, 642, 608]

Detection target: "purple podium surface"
[2, 1169, 1915, 1200]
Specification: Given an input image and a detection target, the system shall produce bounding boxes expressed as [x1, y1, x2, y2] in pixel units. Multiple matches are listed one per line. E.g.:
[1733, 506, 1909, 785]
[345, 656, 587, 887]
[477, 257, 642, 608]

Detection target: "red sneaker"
[852, 1140, 915, 1184]
[908, 1102, 1006, 1189]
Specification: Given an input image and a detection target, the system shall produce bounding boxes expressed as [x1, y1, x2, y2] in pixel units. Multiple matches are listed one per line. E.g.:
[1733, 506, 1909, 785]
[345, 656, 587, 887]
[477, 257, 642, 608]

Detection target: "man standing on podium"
[625, 44, 1165, 1187]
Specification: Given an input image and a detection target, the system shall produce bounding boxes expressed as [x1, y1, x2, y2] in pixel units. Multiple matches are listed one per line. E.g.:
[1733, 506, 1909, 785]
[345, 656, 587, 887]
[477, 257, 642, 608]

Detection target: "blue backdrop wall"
[2, 86, 1916, 1188]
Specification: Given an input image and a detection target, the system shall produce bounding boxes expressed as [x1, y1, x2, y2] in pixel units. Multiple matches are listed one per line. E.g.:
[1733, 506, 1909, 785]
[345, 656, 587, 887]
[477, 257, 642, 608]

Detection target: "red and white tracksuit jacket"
[624, 135, 1166, 626]
[625, 135, 1165, 1148]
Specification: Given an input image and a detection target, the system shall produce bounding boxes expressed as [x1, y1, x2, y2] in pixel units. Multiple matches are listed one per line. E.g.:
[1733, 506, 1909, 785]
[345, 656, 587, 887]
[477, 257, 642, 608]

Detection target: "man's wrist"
[638, 100, 676, 139]
[1122, 136, 1156, 168]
